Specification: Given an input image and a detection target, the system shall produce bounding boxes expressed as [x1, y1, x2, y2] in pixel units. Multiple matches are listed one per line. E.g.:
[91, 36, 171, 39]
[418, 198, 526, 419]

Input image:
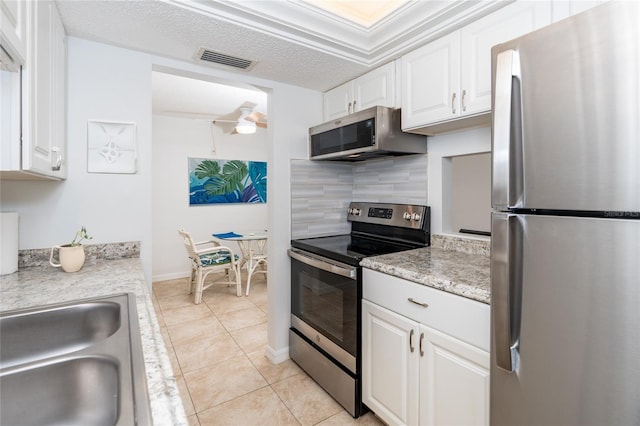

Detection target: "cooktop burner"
[291, 202, 431, 266]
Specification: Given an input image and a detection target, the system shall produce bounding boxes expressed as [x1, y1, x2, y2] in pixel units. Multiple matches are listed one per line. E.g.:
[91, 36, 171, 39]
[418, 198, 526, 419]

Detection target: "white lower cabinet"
[362, 269, 490, 426]
[419, 325, 490, 426]
[362, 299, 420, 425]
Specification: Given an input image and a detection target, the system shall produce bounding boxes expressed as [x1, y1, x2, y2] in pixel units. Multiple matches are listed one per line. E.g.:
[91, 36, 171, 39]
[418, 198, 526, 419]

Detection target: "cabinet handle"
[348, 101, 352, 114]
[353, 100, 356, 111]
[51, 147, 63, 171]
[408, 297, 429, 308]
[409, 329, 415, 353]
[462, 89, 467, 112]
[451, 92, 457, 114]
[419, 332, 425, 357]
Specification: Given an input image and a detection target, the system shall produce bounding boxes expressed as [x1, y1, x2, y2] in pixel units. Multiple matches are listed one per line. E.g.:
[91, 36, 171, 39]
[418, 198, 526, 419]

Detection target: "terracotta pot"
[50, 244, 86, 272]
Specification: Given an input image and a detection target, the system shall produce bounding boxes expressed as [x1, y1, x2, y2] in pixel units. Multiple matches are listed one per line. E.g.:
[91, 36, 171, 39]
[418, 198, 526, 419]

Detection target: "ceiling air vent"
[194, 47, 256, 71]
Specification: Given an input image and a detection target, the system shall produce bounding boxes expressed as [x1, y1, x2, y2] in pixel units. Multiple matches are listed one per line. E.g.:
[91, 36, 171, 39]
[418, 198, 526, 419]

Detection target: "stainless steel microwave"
[308, 106, 427, 161]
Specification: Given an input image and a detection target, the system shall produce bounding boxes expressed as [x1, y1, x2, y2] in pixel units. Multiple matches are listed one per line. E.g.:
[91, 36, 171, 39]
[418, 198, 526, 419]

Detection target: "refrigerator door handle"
[491, 213, 523, 373]
[492, 49, 522, 210]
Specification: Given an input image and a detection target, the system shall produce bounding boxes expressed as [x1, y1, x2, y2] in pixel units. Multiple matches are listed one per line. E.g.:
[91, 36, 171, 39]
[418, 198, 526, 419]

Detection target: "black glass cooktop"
[291, 234, 422, 266]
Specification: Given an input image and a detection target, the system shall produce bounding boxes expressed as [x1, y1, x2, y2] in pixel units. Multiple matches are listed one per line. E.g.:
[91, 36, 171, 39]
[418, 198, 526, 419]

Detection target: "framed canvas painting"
[188, 158, 267, 205]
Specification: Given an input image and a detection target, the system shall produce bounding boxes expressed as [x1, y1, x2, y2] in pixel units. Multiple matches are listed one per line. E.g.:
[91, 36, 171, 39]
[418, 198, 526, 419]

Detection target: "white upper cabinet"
[323, 61, 398, 121]
[401, 31, 460, 129]
[402, 1, 552, 133]
[2, 0, 67, 180]
[323, 80, 352, 121]
[0, 0, 28, 64]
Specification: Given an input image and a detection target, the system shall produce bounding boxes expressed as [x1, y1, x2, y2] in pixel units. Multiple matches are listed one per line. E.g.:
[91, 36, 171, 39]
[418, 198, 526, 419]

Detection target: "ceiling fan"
[213, 106, 267, 134]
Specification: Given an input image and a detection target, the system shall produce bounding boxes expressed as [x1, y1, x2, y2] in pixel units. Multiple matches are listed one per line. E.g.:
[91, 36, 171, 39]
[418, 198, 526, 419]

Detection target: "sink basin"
[0, 294, 152, 426]
[0, 301, 121, 369]
[1, 356, 119, 426]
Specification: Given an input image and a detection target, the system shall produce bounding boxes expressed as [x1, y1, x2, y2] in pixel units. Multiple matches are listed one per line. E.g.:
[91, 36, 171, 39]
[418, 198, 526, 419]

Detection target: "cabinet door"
[353, 61, 397, 112]
[362, 300, 419, 426]
[419, 325, 490, 426]
[402, 31, 460, 130]
[460, 1, 551, 115]
[0, 0, 28, 64]
[323, 81, 352, 121]
[21, 0, 65, 178]
[51, 3, 66, 178]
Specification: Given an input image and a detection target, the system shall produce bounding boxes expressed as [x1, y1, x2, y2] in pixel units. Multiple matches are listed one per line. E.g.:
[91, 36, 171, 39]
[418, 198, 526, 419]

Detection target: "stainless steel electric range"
[288, 202, 430, 417]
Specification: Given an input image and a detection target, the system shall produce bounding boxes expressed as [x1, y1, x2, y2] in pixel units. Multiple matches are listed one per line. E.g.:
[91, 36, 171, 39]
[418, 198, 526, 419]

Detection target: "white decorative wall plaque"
[87, 120, 137, 173]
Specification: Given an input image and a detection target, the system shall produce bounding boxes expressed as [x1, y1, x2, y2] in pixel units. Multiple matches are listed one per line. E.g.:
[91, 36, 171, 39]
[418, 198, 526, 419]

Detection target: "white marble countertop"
[0, 259, 188, 426]
[361, 246, 491, 304]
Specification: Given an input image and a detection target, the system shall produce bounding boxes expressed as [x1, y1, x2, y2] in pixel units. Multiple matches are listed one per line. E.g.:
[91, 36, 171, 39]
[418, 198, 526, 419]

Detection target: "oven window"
[291, 256, 358, 356]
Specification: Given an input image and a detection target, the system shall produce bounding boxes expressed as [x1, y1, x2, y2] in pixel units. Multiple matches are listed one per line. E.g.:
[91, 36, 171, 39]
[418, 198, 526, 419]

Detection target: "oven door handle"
[288, 249, 357, 279]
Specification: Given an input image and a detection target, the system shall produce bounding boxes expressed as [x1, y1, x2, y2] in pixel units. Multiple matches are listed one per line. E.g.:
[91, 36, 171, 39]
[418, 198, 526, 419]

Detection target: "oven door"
[288, 248, 359, 373]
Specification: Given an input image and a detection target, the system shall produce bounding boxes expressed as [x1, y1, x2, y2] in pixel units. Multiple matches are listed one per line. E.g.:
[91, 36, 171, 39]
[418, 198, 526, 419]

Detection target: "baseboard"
[152, 271, 190, 283]
[265, 344, 290, 364]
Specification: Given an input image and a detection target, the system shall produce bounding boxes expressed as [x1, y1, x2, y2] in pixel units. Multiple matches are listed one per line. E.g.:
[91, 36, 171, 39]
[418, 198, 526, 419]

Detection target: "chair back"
[178, 229, 205, 266]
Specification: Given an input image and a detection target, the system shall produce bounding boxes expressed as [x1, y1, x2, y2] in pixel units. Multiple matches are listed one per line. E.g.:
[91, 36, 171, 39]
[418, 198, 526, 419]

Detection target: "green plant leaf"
[221, 160, 248, 192]
[194, 160, 220, 179]
[204, 176, 234, 196]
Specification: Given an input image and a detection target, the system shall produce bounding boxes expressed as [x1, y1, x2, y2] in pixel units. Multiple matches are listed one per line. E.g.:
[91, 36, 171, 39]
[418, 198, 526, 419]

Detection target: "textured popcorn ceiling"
[55, 0, 505, 92]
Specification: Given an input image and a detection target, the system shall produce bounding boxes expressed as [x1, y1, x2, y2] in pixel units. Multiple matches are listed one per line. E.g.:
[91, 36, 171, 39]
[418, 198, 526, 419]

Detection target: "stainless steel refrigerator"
[490, 2, 640, 425]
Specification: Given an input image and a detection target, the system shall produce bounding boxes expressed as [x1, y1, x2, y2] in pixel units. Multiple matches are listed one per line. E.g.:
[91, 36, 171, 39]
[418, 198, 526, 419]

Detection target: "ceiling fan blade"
[256, 122, 267, 128]
[247, 111, 267, 123]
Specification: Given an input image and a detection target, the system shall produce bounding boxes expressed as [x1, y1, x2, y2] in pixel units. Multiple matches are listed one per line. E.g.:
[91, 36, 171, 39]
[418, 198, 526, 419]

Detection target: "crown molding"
[169, 0, 511, 67]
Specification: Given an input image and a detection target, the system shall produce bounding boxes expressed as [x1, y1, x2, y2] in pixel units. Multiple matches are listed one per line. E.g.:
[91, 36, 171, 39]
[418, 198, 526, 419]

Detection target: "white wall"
[0, 37, 322, 364]
[151, 115, 268, 282]
[427, 126, 492, 237]
[452, 153, 491, 234]
[1, 38, 154, 280]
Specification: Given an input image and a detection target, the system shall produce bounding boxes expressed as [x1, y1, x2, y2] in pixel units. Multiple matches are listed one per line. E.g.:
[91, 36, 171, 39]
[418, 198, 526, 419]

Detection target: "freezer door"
[490, 213, 640, 426]
[491, 1, 640, 212]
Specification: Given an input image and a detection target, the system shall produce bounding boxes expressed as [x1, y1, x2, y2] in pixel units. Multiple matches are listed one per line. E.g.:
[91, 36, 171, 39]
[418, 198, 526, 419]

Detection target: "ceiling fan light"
[235, 121, 256, 134]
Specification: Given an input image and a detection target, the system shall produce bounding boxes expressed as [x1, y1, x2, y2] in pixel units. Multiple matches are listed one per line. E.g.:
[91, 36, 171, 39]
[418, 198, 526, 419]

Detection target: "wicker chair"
[178, 228, 241, 304]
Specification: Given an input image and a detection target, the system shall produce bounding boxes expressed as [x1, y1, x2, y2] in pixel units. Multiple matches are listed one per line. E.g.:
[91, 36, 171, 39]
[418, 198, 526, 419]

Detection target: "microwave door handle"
[288, 249, 357, 279]
[492, 49, 523, 210]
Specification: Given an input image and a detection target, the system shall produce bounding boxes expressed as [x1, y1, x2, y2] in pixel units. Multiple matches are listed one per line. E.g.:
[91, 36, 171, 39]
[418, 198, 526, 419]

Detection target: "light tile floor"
[153, 273, 384, 426]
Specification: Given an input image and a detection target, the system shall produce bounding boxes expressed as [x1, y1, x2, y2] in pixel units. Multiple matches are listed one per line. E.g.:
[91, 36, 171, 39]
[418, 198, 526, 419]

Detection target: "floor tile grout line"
[154, 278, 284, 424]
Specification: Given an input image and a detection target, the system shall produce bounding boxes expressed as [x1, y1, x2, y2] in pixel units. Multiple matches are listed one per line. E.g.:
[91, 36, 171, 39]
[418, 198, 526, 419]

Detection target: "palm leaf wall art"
[188, 158, 267, 205]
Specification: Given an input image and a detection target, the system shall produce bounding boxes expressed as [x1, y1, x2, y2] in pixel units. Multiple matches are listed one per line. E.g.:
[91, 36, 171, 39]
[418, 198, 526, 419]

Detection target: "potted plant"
[49, 226, 93, 272]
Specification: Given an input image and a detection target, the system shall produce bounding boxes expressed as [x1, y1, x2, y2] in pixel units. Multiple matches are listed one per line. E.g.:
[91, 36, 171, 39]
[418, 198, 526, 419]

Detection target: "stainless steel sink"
[0, 294, 152, 426]
[0, 300, 121, 369]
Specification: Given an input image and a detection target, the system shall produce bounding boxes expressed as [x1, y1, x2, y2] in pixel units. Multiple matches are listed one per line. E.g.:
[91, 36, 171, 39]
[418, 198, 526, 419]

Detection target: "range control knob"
[411, 213, 422, 221]
[403, 212, 412, 220]
[349, 208, 361, 216]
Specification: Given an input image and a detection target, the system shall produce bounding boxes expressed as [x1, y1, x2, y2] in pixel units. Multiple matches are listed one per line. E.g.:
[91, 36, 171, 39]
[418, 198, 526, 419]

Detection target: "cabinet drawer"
[363, 268, 490, 351]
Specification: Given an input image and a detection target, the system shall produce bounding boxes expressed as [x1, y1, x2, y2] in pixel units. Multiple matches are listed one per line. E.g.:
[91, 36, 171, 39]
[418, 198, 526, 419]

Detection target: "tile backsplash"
[291, 160, 353, 238]
[353, 155, 428, 205]
[291, 154, 428, 239]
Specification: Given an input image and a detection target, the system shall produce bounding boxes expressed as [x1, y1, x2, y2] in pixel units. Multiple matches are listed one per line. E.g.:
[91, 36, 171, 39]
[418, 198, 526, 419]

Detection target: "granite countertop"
[0, 259, 188, 426]
[361, 237, 491, 304]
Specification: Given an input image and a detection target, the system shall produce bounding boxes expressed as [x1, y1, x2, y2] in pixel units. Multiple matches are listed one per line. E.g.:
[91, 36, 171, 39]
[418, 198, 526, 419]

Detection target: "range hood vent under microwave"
[309, 106, 427, 161]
